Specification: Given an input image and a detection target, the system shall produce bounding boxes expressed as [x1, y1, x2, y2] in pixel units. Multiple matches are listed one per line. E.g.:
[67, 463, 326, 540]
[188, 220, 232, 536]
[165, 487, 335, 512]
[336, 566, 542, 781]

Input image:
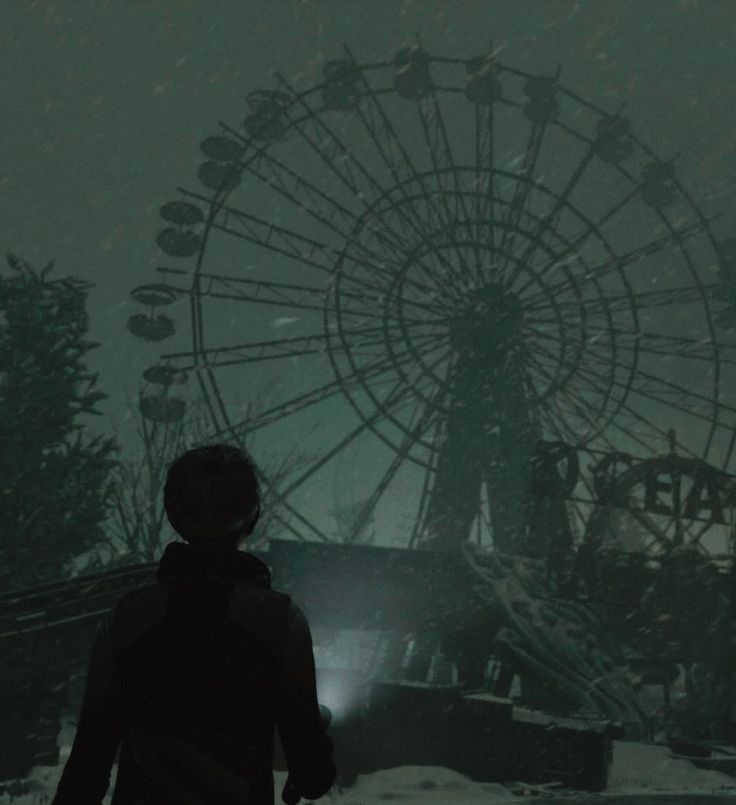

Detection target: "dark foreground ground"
[527, 798, 736, 803]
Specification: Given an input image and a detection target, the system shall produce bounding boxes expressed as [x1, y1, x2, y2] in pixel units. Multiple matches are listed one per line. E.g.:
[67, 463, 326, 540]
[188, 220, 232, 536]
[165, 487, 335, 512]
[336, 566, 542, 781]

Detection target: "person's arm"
[274, 603, 336, 801]
[52, 616, 122, 805]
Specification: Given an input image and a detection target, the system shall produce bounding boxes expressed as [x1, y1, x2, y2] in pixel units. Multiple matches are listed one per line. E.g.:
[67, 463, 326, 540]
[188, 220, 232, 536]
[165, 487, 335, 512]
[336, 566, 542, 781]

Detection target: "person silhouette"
[53, 442, 336, 804]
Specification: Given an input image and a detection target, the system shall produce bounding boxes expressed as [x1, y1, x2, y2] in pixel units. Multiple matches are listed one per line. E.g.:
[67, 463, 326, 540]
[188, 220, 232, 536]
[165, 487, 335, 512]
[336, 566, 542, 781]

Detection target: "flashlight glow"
[315, 668, 370, 725]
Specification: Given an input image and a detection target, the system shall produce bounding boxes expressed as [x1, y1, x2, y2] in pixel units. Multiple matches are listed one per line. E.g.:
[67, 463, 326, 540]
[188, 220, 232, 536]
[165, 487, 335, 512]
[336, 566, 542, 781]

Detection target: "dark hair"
[164, 443, 261, 546]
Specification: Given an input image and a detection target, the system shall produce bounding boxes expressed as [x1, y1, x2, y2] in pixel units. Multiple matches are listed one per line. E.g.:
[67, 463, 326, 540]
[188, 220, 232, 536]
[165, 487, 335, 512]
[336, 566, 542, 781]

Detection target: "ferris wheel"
[127, 41, 736, 556]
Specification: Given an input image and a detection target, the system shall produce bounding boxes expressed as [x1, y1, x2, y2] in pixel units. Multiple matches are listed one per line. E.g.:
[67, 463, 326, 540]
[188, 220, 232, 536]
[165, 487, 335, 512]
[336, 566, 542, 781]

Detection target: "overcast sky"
[2, 0, 736, 547]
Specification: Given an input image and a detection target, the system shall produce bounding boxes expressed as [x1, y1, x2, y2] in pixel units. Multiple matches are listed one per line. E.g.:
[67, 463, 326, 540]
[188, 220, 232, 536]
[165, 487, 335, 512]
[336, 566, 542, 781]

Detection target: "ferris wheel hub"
[449, 283, 523, 355]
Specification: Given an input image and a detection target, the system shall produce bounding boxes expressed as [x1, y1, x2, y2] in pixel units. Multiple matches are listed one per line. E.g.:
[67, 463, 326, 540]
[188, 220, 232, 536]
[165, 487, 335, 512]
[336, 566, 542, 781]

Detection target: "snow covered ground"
[4, 717, 736, 804]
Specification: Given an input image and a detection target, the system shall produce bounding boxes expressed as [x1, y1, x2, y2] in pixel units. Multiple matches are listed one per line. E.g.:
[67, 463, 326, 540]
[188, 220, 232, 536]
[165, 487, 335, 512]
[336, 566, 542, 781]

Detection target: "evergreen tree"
[0, 254, 119, 592]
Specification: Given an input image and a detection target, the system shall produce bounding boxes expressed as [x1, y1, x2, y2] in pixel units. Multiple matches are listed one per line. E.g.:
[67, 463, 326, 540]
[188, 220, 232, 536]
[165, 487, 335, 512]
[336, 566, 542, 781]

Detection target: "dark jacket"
[52, 541, 336, 804]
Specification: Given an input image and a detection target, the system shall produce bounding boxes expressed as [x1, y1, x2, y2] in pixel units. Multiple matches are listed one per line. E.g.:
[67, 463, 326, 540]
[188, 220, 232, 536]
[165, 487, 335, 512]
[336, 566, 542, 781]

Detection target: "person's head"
[164, 443, 262, 551]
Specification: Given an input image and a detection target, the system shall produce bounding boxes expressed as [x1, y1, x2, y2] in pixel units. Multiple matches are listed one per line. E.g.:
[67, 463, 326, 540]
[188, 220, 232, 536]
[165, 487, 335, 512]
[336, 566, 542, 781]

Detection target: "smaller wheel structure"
[586, 449, 735, 560]
[126, 40, 736, 563]
[577, 444, 736, 663]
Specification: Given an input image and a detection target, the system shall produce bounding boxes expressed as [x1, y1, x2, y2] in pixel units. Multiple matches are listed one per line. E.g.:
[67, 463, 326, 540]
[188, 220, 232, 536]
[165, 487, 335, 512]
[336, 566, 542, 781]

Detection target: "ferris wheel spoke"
[581, 324, 726, 356]
[413, 127, 477, 289]
[521, 360, 560, 424]
[218, 120, 461, 307]
[161, 325, 443, 370]
[220, 123, 388, 260]
[183, 188, 427, 298]
[521, 356, 546, 404]
[266, 501, 333, 543]
[523, 322, 587, 351]
[273, 403, 399, 504]
[219, 334, 448, 441]
[377, 327, 453, 419]
[522, 325, 569, 348]
[409, 411, 447, 549]
[526, 329, 597, 409]
[595, 183, 642, 230]
[224, 378, 350, 440]
[504, 145, 598, 289]
[585, 354, 734, 422]
[275, 348, 446, 503]
[592, 370, 721, 434]
[527, 352, 610, 445]
[523, 321, 585, 351]
[512, 241, 590, 373]
[274, 69, 469, 304]
[526, 284, 724, 320]
[243, 452, 335, 543]
[343, 50, 441, 232]
[179, 186, 313, 265]
[523, 213, 717, 306]
[188, 190, 337, 275]
[528, 319, 735, 374]
[415, 82, 480, 280]
[565, 380, 671, 458]
[334, 342, 453, 483]
[475, 102, 496, 273]
[162, 334, 331, 369]
[514, 182, 641, 301]
[524, 342, 566, 385]
[274, 71, 403, 223]
[581, 327, 736, 367]
[156, 268, 333, 315]
[339, 305, 451, 334]
[411, 352, 457, 549]
[343, 386, 443, 544]
[496, 124, 548, 281]
[343, 43, 475, 292]
[528, 347, 670, 457]
[570, 367, 705, 459]
[523, 318, 583, 343]
[519, 215, 714, 303]
[344, 342, 452, 405]
[538, 394, 619, 475]
[335, 268, 453, 320]
[187, 187, 456, 315]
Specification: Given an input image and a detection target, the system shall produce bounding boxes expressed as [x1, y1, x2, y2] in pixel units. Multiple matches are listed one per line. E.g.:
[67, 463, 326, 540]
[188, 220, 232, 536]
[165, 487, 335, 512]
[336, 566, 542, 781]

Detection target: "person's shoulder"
[109, 583, 168, 650]
[286, 600, 309, 629]
[230, 581, 291, 616]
